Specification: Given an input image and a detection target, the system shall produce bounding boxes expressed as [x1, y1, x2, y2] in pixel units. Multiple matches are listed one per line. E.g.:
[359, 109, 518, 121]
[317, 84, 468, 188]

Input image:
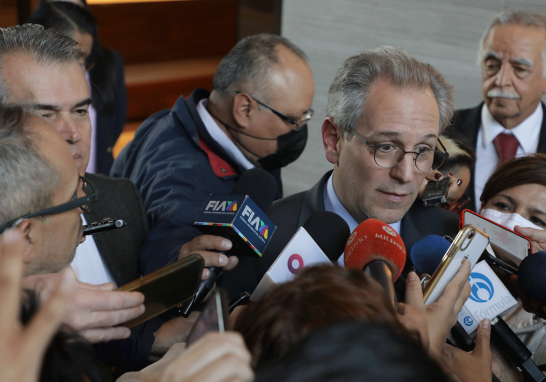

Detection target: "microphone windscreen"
[302, 211, 350, 262]
[410, 235, 451, 275]
[518, 251, 546, 303]
[344, 218, 406, 281]
[231, 168, 277, 212]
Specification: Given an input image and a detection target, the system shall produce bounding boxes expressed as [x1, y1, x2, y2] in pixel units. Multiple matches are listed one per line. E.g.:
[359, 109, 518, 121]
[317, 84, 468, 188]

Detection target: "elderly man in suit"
[452, 9, 546, 211]
[222, 46, 461, 294]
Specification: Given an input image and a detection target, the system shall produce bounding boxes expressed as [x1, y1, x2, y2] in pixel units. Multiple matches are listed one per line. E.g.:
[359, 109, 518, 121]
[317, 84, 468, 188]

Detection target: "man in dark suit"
[451, 9, 546, 211]
[225, 47, 460, 291]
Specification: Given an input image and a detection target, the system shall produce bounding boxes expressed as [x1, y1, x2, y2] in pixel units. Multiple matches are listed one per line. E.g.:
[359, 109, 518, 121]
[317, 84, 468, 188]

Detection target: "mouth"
[78, 218, 86, 244]
[73, 153, 82, 162]
[378, 190, 409, 203]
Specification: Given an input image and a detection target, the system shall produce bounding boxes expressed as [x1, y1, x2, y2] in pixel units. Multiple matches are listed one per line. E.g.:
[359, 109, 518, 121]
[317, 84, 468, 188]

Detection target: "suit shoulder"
[269, 190, 306, 225]
[450, 105, 482, 128]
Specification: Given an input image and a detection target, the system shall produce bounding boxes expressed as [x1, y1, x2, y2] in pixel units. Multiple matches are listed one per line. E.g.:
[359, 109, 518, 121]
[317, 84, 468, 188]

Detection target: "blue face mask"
[480, 208, 543, 231]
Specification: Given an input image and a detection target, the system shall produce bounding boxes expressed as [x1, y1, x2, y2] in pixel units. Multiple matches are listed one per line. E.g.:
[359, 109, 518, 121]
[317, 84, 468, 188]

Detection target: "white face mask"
[481, 208, 543, 231]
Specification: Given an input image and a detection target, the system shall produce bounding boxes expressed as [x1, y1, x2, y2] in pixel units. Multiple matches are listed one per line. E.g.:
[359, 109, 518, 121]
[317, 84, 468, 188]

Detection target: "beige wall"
[280, 0, 546, 196]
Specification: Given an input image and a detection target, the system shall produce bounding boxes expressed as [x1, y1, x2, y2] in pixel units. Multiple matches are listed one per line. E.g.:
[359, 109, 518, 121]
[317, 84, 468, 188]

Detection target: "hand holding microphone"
[180, 169, 278, 316]
[401, 262, 471, 359]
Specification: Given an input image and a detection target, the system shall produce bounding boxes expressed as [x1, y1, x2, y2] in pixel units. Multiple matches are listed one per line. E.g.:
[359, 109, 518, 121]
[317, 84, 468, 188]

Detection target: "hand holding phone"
[116, 254, 204, 328]
[424, 225, 489, 305]
[186, 289, 229, 346]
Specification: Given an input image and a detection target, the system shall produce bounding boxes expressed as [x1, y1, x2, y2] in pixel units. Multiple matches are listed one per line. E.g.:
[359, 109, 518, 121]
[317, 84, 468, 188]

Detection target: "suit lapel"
[457, 104, 482, 210]
[297, 170, 332, 226]
[537, 103, 546, 153]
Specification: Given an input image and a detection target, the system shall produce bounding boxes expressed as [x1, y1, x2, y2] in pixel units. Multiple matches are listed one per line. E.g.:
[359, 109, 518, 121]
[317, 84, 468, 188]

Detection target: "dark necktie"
[493, 133, 519, 165]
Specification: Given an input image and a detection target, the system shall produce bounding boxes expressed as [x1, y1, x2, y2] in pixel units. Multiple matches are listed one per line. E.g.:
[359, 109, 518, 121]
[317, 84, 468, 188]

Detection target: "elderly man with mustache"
[451, 8, 546, 211]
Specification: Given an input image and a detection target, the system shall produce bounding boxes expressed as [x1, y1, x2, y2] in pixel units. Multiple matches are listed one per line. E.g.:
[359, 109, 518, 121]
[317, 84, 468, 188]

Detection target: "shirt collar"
[196, 99, 254, 171]
[323, 172, 401, 235]
[481, 103, 543, 154]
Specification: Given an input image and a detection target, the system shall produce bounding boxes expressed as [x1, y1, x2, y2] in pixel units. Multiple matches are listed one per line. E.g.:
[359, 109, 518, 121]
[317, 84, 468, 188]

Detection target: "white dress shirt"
[474, 103, 542, 210]
[71, 215, 116, 286]
[84, 71, 98, 174]
[196, 99, 254, 171]
[323, 172, 401, 266]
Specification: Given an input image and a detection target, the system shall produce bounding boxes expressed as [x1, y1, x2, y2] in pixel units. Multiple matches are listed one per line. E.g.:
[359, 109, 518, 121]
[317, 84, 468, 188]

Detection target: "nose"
[389, 153, 414, 184]
[56, 115, 82, 144]
[494, 62, 513, 89]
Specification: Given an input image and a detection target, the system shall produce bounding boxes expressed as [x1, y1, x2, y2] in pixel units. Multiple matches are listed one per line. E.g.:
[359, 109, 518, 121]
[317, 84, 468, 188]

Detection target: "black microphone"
[519, 251, 546, 303]
[179, 169, 277, 317]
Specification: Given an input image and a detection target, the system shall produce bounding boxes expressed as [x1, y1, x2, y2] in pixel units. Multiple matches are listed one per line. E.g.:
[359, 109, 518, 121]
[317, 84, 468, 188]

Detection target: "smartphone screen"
[424, 225, 489, 305]
[462, 210, 531, 266]
[116, 254, 204, 328]
[186, 289, 229, 346]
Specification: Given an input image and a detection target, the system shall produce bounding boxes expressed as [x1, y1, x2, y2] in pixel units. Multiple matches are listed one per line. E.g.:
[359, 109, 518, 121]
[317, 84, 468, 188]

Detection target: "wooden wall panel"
[89, 0, 237, 64]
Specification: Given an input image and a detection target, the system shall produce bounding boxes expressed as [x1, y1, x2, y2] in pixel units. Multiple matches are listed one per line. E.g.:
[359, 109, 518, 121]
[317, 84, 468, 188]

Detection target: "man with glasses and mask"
[112, 34, 315, 292]
[250, 46, 460, 284]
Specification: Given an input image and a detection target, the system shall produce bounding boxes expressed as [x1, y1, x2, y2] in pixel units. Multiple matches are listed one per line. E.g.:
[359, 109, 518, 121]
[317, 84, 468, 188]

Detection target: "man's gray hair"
[0, 104, 60, 227]
[326, 46, 454, 138]
[0, 24, 80, 104]
[213, 33, 307, 102]
[477, 8, 546, 77]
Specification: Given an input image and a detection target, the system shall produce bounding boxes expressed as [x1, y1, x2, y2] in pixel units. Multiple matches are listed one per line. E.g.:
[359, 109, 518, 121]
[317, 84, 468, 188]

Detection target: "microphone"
[410, 235, 451, 276]
[180, 169, 278, 316]
[344, 219, 406, 306]
[411, 238, 544, 381]
[519, 251, 546, 303]
[250, 211, 350, 301]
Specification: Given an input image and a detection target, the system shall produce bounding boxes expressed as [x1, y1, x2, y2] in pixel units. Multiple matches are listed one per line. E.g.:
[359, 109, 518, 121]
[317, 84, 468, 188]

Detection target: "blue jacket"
[111, 89, 282, 280]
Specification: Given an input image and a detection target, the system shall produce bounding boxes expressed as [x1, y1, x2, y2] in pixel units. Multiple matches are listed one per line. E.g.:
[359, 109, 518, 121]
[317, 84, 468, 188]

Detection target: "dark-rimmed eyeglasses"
[235, 91, 314, 130]
[353, 131, 449, 173]
[0, 176, 98, 235]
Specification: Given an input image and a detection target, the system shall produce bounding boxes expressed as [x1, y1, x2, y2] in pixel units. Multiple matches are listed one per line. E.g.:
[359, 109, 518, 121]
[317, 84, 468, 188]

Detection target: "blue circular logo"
[463, 316, 474, 327]
[468, 272, 495, 303]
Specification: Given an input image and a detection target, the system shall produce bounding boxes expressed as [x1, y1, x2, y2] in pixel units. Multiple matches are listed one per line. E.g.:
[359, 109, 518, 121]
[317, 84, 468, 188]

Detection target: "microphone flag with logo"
[180, 169, 277, 317]
[250, 211, 350, 301]
[194, 168, 278, 258]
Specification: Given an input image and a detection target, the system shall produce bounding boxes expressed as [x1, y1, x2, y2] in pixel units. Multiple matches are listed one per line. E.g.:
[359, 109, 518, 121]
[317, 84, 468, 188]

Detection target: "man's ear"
[16, 219, 36, 266]
[323, 117, 343, 165]
[232, 92, 254, 129]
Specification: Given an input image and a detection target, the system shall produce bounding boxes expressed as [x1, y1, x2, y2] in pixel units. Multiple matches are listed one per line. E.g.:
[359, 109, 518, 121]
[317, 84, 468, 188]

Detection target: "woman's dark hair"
[437, 128, 476, 175]
[27, 1, 119, 114]
[21, 289, 102, 382]
[255, 321, 448, 382]
[234, 265, 406, 368]
[481, 153, 546, 205]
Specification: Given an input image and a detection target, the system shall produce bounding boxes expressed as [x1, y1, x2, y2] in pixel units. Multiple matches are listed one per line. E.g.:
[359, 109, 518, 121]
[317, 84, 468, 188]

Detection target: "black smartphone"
[116, 254, 204, 328]
[186, 289, 229, 346]
[421, 178, 450, 206]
